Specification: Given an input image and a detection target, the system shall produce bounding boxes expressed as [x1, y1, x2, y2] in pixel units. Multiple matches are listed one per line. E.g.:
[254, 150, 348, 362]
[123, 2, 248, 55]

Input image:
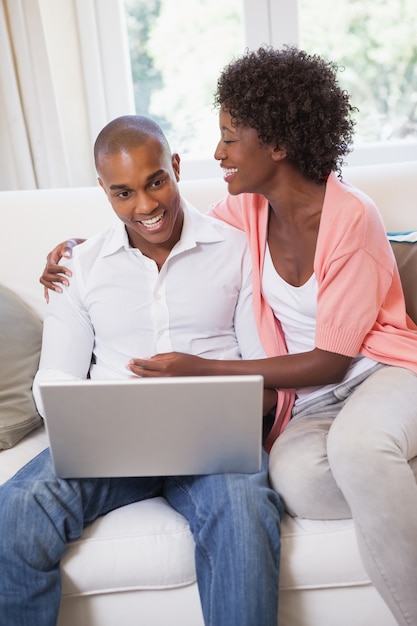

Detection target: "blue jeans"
[0, 448, 282, 626]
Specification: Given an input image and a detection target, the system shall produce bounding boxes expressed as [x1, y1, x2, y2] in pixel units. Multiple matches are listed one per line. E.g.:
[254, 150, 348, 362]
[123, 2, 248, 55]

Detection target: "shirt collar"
[100, 200, 226, 259]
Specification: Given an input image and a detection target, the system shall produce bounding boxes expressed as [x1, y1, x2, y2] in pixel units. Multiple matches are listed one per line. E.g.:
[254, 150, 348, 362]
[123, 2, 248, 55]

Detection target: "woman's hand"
[130, 353, 278, 424]
[127, 352, 215, 378]
[40, 238, 85, 302]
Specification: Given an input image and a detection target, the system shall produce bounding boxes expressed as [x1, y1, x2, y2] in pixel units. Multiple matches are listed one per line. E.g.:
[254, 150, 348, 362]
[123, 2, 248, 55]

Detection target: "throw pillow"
[0, 284, 43, 449]
[388, 231, 417, 325]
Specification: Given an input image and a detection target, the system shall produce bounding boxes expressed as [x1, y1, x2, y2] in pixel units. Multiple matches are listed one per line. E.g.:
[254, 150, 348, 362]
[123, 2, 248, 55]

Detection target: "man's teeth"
[140, 213, 164, 227]
[224, 168, 238, 176]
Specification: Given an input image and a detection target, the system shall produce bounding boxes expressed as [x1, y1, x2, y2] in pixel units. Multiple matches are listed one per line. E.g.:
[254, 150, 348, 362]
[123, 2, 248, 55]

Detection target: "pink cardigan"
[210, 173, 417, 450]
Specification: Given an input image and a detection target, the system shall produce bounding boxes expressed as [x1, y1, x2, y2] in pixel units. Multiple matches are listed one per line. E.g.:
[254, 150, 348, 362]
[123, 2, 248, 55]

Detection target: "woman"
[42, 47, 417, 625]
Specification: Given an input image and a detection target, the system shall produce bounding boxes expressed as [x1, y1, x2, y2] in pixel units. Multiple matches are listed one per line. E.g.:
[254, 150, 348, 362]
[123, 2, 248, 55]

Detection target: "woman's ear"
[271, 145, 287, 162]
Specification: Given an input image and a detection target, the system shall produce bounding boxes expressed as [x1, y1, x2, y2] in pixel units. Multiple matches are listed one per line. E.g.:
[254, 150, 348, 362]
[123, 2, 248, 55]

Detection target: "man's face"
[97, 139, 183, 261]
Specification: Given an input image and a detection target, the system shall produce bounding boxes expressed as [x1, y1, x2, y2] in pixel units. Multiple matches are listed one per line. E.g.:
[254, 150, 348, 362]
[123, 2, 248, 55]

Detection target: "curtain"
[0, 0, 135, 191]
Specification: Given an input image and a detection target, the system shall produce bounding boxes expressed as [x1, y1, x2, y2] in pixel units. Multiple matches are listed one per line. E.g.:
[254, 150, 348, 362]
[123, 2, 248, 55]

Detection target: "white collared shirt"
[33, 203, 265, 415]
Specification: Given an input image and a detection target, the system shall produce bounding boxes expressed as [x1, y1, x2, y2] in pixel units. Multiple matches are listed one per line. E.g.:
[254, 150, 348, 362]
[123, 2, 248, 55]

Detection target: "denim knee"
[0, 477, 68, 569]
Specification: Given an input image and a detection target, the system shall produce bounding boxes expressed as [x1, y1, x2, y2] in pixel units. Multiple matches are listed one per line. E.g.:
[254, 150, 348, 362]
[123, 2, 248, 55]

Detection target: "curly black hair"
[214, 46, 357, 182]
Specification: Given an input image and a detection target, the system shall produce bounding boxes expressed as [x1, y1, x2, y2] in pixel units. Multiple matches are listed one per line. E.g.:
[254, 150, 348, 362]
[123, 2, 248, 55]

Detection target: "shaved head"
[94, 115, 171, 170]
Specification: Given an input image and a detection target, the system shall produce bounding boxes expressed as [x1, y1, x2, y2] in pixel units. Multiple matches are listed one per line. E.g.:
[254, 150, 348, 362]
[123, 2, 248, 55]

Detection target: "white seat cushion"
[0, 425, 48, 483]
[280, 515, 368, 590]
[61, 497, 196, 596]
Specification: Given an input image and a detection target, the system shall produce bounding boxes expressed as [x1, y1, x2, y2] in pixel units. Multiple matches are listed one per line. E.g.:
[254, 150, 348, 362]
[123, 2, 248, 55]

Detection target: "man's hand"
[127, 352, 213, 378]
[40, 238, 85, 302]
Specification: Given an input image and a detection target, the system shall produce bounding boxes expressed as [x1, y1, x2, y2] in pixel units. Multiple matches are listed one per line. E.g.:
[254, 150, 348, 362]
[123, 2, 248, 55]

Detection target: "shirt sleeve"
[314, 185, 396, 356]
[32, 264, 95, 416]
[316, 248, 394, 356]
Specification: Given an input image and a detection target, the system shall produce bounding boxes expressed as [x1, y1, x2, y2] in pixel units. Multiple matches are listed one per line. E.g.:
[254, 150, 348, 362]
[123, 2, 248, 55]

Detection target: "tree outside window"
[299, 0, 417, 143]
[124, 0, 243, 155]
[124, 0, 417, 158]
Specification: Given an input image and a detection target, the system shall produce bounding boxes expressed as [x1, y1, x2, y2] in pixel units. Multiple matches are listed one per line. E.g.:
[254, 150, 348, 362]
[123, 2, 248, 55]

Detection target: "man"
[0, 116, 282, 626]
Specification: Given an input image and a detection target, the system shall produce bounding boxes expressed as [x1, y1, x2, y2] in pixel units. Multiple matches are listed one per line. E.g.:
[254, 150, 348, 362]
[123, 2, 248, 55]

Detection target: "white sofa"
[1, 160, 416, 626]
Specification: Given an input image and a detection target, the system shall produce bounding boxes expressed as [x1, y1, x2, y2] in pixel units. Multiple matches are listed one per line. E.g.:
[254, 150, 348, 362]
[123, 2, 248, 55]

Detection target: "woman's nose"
[214, 141, 225, 161]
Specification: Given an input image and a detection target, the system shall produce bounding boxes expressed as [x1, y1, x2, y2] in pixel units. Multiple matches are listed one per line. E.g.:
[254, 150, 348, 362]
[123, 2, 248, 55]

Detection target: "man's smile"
[137, 211, 166, 230]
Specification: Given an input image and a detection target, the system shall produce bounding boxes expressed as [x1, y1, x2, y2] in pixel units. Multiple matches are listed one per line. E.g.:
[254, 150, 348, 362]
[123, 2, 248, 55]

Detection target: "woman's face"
[214, 108, 279, 196]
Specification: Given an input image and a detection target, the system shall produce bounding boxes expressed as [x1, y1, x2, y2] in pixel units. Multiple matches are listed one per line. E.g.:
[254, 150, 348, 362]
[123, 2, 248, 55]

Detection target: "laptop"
[37, 375, 264, 478]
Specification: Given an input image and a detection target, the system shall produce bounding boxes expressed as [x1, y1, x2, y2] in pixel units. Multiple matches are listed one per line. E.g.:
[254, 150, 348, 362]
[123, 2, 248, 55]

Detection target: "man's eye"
[117, 190, 131, 198]
[151, 178, 164, 188]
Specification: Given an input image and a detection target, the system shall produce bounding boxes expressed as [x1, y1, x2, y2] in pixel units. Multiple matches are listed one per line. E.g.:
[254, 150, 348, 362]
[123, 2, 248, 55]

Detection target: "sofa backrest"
[182, 161, 417, 233]
[0, 161, 416, 317]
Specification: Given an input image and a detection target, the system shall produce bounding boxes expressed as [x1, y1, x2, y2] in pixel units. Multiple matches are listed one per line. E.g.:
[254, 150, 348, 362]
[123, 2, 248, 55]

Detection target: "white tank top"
[262, 244, 376, 404]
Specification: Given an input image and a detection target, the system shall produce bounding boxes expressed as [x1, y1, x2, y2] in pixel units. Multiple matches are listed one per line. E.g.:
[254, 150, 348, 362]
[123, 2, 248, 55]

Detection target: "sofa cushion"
[388, 232, 417, 324]
[0, 426, 48, 484]
[0, 284, 43, 449]
[61, 496, 197, 596]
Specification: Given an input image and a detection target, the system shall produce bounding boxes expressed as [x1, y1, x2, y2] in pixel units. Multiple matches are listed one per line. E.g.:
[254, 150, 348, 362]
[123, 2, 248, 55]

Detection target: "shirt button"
[158, 330, 165, 336]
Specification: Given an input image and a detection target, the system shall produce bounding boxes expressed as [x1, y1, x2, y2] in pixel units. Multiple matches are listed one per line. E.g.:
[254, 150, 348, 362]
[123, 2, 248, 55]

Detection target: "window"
[124, 0, 243, 172]
[123, 0, 417, 177]
[299, 0, 417, 144]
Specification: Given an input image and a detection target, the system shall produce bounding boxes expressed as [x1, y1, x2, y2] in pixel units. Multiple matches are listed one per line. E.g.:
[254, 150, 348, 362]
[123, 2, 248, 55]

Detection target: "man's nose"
[135, 193, 158, 214]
